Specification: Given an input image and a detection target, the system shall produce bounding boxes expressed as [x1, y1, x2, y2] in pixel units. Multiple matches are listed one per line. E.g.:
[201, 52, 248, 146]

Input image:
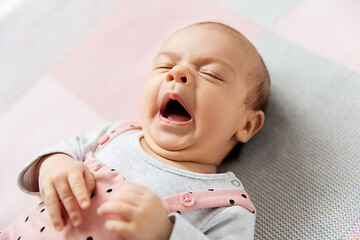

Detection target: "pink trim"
[94, 121, 141, 155]
[162, 189, 256, 217]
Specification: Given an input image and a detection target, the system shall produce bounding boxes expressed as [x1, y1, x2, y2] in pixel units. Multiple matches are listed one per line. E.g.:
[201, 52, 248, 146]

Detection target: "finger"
[108, 190, 143, 207]
[104, 220, 134, 239]
[121, 183, 147, 195]
[97, 201, 135, 221]
[40, 184, 64, 231]
[54, 181, 82, 227]
[67, 172, 90, 209]
[83, 166, 96, 194]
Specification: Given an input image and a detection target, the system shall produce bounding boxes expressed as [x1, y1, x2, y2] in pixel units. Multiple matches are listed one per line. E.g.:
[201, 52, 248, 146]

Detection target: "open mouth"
[160, 96, 192, 125]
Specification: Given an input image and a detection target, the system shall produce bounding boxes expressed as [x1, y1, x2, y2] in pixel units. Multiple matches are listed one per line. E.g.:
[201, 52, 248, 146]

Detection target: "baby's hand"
[38, 153, 96, 231]
[97, 184, 173, 240]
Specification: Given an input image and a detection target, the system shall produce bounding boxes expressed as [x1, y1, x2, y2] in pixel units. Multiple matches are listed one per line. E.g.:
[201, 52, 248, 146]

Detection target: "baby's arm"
[17, 122, 120, 230]
[169, 206, 255, 240]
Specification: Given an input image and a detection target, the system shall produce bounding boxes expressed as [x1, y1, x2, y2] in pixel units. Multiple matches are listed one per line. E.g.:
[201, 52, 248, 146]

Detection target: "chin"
[155, 134, 191, 151]
[145, 127, 192, 153]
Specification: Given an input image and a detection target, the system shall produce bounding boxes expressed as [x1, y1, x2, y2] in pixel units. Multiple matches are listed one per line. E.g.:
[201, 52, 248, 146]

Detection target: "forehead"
[158, 25, 245, 66]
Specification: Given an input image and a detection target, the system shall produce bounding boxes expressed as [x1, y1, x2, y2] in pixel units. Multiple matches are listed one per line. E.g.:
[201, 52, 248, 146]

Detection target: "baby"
[1, 22, 270, 240]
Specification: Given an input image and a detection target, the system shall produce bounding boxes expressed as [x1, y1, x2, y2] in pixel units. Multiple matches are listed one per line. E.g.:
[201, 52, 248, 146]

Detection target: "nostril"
[181, 77, 187, 83]
[167, 74, 174, 81]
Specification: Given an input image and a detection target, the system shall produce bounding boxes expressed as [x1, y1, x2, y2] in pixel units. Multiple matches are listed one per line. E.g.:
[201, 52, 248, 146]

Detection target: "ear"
[235, 110, 265, 143]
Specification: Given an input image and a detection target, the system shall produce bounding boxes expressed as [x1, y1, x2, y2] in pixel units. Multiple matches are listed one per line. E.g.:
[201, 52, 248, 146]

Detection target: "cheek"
[204, 84, 230, 106]
[144, 74, 161, 96]
[140, 80, 158, 115]
[197, 87, 229, 122]
[196, 87, 242, 130]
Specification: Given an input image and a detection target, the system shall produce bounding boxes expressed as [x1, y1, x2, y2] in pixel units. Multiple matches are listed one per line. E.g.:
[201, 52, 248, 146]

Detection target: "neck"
[139, 137, 217, 174]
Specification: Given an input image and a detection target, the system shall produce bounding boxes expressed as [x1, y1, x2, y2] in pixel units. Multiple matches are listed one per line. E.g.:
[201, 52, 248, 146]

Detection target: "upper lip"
[160, 93, 192, 118]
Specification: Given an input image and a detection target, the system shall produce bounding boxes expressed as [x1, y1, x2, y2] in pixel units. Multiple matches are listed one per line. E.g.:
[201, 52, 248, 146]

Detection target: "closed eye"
[199, 71, 223, 81]
[155, 65, 173, 70]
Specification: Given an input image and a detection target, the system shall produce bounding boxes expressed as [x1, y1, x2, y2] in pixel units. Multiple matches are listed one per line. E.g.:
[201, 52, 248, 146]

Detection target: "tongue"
[166, 113, 191, 122]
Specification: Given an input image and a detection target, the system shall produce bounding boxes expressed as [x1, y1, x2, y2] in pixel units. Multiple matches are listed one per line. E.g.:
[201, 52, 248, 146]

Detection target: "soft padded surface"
[1, 0, 359, 239]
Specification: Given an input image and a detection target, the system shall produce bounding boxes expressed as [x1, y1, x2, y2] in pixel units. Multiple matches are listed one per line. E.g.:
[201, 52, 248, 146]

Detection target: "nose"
[166, 65, 192, 85]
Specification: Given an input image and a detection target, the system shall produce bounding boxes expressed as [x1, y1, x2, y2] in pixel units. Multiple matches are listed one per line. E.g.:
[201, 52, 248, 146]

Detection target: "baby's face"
[140, 25, 256, 167]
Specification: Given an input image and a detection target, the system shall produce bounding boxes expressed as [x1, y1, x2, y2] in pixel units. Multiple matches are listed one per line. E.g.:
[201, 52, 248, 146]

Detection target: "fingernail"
[72, 218, 81, 227]
[54, 222, 63, 231]
[97, 207, 103, 215]
[55, 225, 62, 231]
[81, 200, 90, 209]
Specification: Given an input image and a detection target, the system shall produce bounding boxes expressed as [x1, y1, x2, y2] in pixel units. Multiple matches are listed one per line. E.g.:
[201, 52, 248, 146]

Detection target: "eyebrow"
[155, 51, 236, 74]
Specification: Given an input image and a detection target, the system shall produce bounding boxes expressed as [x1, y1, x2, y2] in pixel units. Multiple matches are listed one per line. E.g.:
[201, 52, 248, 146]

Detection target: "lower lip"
[159, 113, 193, 126]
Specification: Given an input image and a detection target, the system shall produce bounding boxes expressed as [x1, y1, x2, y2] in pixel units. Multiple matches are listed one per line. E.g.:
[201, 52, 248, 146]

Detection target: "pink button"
[97, 134, 110, 145]
[180, 192, 195, 207]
